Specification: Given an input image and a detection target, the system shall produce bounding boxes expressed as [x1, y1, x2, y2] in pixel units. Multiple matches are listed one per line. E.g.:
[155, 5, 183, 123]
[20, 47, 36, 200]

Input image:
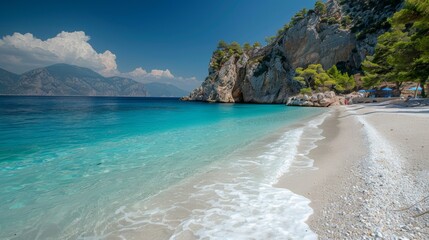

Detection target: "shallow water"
[0, 96, 325, 239]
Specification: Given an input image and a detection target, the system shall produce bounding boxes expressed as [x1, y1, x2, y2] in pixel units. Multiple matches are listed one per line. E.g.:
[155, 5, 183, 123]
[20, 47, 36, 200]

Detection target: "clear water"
[0, 96, 325, 239]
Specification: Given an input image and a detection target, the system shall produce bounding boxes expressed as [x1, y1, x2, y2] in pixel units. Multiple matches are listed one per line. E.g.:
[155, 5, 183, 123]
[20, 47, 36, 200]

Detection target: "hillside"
[0, 68, 19, 93]
[144, 82, 189, 97]
[0, 64, 147, 96]
[184, 0, 403, 103]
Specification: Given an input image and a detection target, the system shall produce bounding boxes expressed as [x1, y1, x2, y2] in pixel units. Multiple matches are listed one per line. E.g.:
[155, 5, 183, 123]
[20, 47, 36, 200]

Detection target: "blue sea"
[0, 96, 327, 239]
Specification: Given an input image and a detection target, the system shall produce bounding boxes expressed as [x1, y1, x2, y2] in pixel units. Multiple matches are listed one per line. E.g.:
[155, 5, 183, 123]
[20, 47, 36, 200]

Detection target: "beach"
[277, 102, 429, 239]
[1, 96, 428, 239]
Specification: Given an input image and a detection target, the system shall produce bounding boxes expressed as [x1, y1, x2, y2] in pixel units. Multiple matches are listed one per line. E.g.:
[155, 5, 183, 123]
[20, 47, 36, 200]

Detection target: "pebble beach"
[277, 102, 429, 239]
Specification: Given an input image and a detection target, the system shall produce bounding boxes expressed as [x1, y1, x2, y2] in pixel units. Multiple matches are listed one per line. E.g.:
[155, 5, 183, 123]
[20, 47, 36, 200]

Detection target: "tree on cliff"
[217, 40, 228, 50]
[362, 30, 410, 89]
[294, 64, 335, 92]
[295, 64, 356, 94]
[243, 42, 252, 52]
[265, 36, 276, 45]
[253, 42, 261, 48]
[314, 0, 327, 15]
[212, 41, 244, 70]
[362, 0, 429, 97]
[291, 8, 308, 25]
[327, 65, 356, 93]
[229, 42, 243, 55]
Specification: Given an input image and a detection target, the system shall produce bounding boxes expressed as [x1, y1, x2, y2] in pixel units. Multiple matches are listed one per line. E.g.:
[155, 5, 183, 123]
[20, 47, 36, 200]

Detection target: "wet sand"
[277, 103, 429, 239]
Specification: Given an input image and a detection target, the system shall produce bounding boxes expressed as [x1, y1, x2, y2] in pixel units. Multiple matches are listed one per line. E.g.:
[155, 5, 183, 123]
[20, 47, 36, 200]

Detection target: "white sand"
[277, 102, 429, 239]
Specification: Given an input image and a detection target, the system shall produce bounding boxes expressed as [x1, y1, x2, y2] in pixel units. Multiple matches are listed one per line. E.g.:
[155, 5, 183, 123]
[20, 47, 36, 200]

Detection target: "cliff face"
[185, 0, 402, 103]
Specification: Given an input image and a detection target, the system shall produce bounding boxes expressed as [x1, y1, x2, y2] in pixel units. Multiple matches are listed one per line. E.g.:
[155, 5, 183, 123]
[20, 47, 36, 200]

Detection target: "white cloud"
[0, 31, 118, 75]
[128, 67, 148, 77]
[123, 67, 199, 91]
[149, 69, 174, 79]
[126, 67, 174, 79]
[122, 67, 174, 79]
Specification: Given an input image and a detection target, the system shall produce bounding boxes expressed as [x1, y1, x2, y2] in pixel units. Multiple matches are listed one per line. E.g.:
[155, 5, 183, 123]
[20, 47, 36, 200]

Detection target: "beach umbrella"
[367, 89, 376, 92]
[408, 86, 422, 91]
[382, 87, 392, 91]
[358, 89, 366, 93]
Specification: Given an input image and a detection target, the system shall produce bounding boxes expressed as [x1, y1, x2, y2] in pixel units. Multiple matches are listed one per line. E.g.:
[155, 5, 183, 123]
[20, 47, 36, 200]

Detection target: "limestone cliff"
[184, 0, 402, 103]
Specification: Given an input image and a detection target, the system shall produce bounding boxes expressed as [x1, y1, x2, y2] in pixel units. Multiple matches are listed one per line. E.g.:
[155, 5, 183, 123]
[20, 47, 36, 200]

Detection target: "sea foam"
[98, 112, 331, 240]
[0, 97, 328, 239]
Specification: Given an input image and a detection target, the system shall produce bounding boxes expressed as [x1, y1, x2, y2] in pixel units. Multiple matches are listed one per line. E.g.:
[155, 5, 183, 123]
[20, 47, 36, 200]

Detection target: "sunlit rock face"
[185, 0, 402, 103]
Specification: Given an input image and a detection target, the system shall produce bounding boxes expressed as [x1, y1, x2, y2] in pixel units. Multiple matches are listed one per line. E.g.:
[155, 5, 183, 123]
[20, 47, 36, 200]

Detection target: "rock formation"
[184, 0, 402, 103]
[287, 91, 345, 107]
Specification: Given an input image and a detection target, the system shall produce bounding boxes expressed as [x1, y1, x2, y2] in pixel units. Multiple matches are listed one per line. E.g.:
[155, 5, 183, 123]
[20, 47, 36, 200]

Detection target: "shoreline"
[277, 103, 429, 239]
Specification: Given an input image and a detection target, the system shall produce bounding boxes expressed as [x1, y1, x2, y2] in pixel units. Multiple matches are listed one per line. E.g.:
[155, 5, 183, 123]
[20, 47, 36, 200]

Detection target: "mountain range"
[0, 64, 189, 97]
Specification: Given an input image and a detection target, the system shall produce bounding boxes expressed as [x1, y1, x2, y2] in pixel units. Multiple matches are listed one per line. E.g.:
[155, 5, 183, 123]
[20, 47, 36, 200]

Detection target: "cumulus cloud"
[149, 69, 174, 79]
[128, 67, 147, 77]
[123, 67, 199, 91]
[0, 31, 201, 91]
[0, 31, 118, 75]
[126, 67, 174, 79]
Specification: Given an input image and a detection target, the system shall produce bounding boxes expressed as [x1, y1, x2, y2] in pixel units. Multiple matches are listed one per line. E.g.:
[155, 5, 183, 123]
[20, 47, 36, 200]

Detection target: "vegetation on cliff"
[362, 0, 429, 97]
[294, 64, 355, 94]
[186, 0, 404, 103]
[268, 0, 351, 45]
[211, 40, 262, 71]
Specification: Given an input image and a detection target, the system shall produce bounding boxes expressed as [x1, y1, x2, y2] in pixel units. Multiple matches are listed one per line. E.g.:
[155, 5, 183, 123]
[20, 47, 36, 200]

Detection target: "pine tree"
[243, 42, 252, 52]
[362, 0, 429, 97]
[327, 65, 356, 93]
[294, 64, 335, 92]
[314, 0, 327, 15]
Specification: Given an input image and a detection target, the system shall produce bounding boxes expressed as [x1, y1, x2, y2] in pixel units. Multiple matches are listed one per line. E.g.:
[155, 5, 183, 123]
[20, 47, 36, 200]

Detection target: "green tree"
[217, 40, 228, 50]
[294, 64, 335, 92]
[300, 87, 313, 95]
[362, 30, 410, 89]
[391, 0, 429, 97]
[316, 71, 336, 91]
[253, 42, 261, 48]
[327, 65, 356, 92]
[327, 17, 339, 24]
[265, 36, 276, 45]
[314, 1, 327, 15]
[229, 41, 243, 54]
[291, 8, 308, 25]
[362, 0, 429, 97]
[212, 41, 244, 70]
[299, 8, 308, 17]
[294, 66, 316, 88]
[341, 15, 352, 27]
[243, 42, 252, 52]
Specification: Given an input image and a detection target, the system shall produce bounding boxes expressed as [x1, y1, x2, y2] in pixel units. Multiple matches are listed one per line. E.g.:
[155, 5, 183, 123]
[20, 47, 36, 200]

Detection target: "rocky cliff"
[184, 0, 402, 103]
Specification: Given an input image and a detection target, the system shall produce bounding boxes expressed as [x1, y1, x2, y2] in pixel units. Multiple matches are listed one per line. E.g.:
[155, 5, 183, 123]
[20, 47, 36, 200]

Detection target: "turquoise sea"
[0, 96, 327, 239]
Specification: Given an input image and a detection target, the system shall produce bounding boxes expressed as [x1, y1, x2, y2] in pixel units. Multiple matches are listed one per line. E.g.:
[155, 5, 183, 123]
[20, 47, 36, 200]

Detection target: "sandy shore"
[277, 102, 429, 239]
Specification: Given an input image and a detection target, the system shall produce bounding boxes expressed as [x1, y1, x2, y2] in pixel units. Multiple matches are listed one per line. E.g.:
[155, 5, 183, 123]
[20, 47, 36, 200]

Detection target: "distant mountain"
[145, 82, 189, 97]
[0, 64, 147, 96]
[0, 68, 19, 93]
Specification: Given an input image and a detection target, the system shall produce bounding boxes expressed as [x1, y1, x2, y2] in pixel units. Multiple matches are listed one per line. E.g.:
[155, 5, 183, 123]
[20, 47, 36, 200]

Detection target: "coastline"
[277, 103, 429, 239]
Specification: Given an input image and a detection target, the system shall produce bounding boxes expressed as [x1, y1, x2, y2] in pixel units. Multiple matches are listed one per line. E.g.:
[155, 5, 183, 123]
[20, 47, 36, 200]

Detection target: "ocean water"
[0, 96, 327, 239]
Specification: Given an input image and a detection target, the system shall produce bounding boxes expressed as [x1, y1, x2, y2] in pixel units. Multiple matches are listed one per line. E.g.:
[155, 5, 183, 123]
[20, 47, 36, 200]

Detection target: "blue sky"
[0, 0, 318, 90]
